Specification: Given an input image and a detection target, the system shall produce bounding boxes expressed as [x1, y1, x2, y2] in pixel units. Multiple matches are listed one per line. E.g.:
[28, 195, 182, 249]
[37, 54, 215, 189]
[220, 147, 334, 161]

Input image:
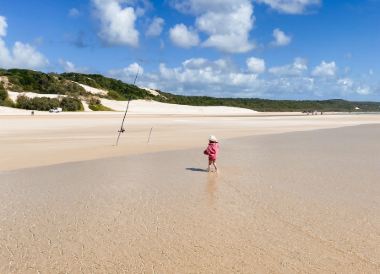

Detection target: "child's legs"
[208, 159, 212, 170]
[212, 160, 217, 170]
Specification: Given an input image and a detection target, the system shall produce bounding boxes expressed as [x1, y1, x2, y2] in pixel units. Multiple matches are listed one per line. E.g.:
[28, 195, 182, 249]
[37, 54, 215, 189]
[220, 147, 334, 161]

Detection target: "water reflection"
[206, 172, 219, 206]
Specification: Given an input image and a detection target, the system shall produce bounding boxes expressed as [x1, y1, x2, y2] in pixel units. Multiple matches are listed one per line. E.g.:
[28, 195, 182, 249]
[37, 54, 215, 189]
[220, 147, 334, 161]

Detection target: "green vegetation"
[0, 81, 7, 103]
[1, 68, 379, 112]
[16, 95, 59, 111]
[0, 81, 14, 107]
[88, 104, 113, 111]
[2, 98, 15, 107]
[156, 92, 380, 112]
[60, 97, 84, 111]
[0, 69, 87, 96]
[16, 95, 83, 111]
[107, 90, 125, 101]
[61, 72, 155, 100]
[87, 97, 113, 111]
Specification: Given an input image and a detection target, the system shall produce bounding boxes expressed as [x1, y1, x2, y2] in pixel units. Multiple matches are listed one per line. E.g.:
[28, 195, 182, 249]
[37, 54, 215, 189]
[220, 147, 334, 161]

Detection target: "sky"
[0, 0, 379, 100]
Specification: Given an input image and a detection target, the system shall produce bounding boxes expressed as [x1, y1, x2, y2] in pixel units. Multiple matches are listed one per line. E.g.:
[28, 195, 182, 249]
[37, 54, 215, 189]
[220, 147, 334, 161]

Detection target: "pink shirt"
[204, 142, 219, 161]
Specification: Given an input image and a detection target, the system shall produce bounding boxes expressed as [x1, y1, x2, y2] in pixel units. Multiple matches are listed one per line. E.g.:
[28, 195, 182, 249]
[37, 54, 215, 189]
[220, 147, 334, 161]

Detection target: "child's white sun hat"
[209, 135, 218, 142]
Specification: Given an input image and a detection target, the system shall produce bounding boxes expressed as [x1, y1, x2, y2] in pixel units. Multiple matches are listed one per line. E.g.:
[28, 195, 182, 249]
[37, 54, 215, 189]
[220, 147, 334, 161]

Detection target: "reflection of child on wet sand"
[204, 135, 219, 172]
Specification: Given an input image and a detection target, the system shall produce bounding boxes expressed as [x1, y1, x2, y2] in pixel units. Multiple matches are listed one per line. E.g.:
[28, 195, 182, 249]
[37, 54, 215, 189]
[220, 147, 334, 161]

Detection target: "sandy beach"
[1, 110, 380, 171]
[1, 112, 380, 273]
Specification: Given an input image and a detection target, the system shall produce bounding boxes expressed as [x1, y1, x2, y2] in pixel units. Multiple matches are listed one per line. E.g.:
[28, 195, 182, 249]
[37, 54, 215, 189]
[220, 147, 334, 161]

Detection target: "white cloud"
[312, 61, 337, 77]
[59, 59, 88, 73]
[137, 57, 264, 97]
[169, 24, 200, 48]
[0, 39, 12, 66]
[171, 0, 246, 14]
[269, 58, 307, 76]
[92, 0, 139, 47]
[12, 42, 48, 68]
[159, 58, 229, 84]
[356, 86, 371, 95]
[0, 41, 49, 69]
[0, 16, 48, 69]
[146, 17, 164, 37]
[0, 16, 7, 37]
[267, 76, 315, 96]
[196, 1, 255, 53]
[182, 58, 208, 68]
[171, 0, 255, 53]
[271, 28, 291, 47]
[246, 57, 266, 73]
[336, 77, 375, 96]
[337, 78, 354, 92]
[59, 59, 76, 72]
[144, 57, 320, 98]
[69, 8, 80, 17]
[256, 0, 321, 14]
[109, 62, 144, 83]
[108, 58, 372, 100]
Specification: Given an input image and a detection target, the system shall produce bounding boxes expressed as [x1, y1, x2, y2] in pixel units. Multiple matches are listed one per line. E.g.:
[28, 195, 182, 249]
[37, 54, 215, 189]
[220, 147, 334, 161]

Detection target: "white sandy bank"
[74, 82, 108, 96]
[0, 106, 34, 114]
[8, 91, 61, 101]
[100, 99, 256, 115]
[2, 91, 256, 115]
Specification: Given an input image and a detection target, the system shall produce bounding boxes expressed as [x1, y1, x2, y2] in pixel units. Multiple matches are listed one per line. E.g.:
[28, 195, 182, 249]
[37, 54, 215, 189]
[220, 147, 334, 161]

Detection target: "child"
[204, 135, 219, 172]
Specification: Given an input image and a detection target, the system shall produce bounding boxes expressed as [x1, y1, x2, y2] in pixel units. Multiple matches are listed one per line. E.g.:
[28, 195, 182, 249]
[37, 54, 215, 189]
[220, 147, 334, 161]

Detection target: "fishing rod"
[115, 66, 139, 146]
[115, 96, 131, 146]
[147, 127, 153, 144]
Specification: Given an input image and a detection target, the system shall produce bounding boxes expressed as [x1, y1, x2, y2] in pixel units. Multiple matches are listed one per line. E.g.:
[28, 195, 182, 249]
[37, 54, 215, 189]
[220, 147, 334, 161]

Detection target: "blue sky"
[0, 0, 379, 100]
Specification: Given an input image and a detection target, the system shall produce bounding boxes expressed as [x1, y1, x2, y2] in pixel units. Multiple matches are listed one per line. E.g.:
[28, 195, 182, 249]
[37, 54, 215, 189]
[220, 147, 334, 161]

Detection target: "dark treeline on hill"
[0, 69, 87, 96]
[0, 81, 7, 101]
[61, 72, 156, 100]
[1, 68, 380, 112]
[156, 91, 380, 112]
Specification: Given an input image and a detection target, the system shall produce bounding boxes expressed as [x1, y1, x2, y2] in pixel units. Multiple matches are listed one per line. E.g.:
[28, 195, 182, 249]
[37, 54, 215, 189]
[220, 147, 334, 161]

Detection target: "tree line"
[1, 68, 380, 112]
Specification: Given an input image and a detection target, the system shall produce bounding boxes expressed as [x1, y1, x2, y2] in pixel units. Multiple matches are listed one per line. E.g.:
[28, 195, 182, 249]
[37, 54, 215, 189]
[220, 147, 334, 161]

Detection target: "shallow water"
[1, 125, 380, 273]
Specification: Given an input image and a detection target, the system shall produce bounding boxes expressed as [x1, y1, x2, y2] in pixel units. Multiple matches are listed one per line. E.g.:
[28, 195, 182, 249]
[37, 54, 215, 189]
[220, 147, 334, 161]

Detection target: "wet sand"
[1, 113, 380, 171]
[1, 124, 380, 273]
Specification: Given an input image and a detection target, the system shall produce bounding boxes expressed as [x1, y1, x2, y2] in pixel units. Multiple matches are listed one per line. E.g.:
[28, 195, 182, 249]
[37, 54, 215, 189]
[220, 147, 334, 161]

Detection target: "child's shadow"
[186, 167, 208, 173]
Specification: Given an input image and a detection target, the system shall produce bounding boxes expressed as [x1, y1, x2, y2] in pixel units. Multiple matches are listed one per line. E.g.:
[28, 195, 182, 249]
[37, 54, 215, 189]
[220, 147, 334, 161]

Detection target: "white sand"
[8, 91, 62, 101]
[1, 112, 380, 171]
[74, 82, 108, 96]
[140, 86, 161, 96]
[4, 91, 257, 115]
[100, 99, 256, 114]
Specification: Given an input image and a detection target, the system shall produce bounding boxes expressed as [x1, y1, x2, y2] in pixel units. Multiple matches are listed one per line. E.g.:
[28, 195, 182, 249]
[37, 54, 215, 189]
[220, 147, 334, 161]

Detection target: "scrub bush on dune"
[87, 97, 113, 111]
[60, 97, 83, 111]
[0, 82, 8, 104]
[16, 95, 60, 111]
[16, 95, 83, 111]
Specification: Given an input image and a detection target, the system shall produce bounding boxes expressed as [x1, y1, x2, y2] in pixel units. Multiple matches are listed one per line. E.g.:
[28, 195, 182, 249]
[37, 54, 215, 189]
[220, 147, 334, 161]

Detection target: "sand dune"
[3, 92, 256, 114]
[100, 99, 256, 114]
[7, 91, 62, 101]
[74, 82, 108, 96]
